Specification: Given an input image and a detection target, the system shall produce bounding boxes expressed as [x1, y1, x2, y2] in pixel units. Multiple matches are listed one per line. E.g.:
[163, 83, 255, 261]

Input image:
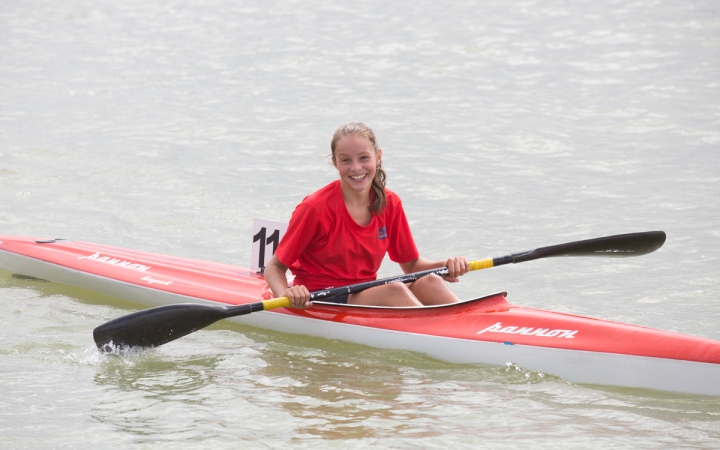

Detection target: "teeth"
[350, 175, 366, 180]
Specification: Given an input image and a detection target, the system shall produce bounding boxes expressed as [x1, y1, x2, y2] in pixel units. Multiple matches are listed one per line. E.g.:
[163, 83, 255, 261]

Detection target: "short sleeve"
[274, 201, 319, 268]
[386, 195, 420, 263]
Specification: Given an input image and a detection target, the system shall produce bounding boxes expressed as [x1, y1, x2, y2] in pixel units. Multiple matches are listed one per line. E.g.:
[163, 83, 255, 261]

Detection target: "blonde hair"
[331, 122, 387, 214]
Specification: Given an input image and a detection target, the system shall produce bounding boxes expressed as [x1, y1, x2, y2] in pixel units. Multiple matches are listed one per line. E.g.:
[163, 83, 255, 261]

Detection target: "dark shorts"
[317, 293, 349, 304]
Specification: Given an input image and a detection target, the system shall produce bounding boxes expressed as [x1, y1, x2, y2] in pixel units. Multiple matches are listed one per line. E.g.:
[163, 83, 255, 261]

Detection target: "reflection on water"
[262, 342, 409, 440]
[11, 273, 50, 282]
[87, 324, 567, 442]
[259, 345, 559, 440]
[92, 352, 223, 439]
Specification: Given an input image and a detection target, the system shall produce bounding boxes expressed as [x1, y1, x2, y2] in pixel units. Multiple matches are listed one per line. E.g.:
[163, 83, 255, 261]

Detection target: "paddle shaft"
[311, 230, 667, 300]
[93, 230, 666, 349]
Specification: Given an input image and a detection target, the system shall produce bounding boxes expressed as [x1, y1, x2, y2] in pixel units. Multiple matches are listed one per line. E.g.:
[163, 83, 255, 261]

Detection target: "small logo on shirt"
[377, 225, 387, 240]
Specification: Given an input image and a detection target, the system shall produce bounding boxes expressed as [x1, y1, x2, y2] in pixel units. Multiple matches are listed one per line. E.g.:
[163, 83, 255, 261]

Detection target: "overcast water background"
[1, 0, 720, 448]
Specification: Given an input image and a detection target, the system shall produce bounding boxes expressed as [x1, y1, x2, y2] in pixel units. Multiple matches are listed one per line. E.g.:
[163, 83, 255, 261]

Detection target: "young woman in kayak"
[264, 122, 469, 308]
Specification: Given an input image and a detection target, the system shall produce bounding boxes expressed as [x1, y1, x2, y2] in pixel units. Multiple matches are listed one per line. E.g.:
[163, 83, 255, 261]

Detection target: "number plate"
[251, 219, 288, 273]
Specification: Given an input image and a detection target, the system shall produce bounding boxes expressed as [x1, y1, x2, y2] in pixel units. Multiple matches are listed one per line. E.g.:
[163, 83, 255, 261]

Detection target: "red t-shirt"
[275, 180, 420, 291]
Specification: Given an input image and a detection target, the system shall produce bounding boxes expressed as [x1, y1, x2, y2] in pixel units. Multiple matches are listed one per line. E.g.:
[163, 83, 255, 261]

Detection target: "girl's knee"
[384, 281, 414, 296]
[411, 274, 459, 305]
[416, 274, 444, 288]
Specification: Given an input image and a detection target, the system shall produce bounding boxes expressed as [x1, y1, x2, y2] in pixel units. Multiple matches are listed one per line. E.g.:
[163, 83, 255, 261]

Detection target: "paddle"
[93, 230, 666, 351]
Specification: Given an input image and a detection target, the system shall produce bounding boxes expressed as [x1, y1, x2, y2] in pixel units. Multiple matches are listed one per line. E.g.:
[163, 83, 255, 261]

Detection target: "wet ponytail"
[331, 122, 387, 215]
[369, 160, 387, 215]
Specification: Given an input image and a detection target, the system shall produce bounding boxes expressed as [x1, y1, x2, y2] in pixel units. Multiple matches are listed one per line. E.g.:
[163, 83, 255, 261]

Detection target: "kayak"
[1, 235, 719, 396]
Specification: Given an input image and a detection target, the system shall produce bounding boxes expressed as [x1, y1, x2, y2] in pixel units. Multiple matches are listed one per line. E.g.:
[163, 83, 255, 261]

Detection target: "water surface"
[1, 0, 719, 448]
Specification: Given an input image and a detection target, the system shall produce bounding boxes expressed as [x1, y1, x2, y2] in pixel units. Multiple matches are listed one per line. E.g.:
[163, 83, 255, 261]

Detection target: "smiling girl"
[264, 122, 469, 308]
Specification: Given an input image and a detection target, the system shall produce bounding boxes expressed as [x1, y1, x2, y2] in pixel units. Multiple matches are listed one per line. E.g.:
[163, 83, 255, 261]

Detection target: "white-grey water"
[1, 0, 719, 448]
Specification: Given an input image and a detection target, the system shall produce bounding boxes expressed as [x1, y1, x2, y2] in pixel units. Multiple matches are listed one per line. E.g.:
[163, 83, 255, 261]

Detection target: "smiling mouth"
[349, 174, 368, 181]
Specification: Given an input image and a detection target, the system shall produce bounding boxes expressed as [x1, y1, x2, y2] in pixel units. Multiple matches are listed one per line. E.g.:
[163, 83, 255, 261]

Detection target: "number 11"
[253, 227, 280, 270]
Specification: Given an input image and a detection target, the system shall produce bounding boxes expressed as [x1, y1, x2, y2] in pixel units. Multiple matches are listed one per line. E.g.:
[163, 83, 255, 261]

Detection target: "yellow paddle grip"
[262, 297, 292, 310]
[469, 258, 494, 271]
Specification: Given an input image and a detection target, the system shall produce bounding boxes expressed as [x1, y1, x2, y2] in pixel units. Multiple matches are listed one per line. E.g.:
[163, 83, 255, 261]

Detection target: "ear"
[377, 148, 383, 163]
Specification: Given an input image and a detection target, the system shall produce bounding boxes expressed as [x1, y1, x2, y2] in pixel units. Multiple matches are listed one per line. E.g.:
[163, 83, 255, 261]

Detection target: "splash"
[96, 340, 155, 359]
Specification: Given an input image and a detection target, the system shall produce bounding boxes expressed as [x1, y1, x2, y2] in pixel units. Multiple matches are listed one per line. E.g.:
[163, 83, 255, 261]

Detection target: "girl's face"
[333, 134, 382, 196]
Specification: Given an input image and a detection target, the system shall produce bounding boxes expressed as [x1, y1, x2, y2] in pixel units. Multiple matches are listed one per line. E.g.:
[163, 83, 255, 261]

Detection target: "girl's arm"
[264, 255, 312, 308]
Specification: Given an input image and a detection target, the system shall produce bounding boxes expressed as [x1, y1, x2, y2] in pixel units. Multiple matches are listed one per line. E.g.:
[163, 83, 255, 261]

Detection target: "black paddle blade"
[510, 231, 666, 263]
[93, 303, 250, 351]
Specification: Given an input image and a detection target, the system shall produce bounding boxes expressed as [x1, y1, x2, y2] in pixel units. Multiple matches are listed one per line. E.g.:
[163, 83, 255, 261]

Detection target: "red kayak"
[1, 235, 719, 396]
